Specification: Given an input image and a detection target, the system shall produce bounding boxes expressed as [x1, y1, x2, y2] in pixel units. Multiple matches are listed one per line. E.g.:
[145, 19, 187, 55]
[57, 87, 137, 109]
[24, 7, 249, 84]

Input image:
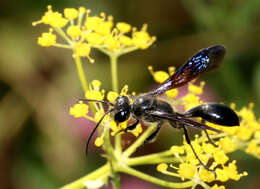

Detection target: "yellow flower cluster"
[151, 67, 260, 188]
[69, 80, 143, 147]
[33, 5, 156, 62]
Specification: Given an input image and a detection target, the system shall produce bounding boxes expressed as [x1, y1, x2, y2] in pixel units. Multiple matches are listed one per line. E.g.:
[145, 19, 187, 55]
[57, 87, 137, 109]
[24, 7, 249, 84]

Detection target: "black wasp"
[81, 45, 240, 175]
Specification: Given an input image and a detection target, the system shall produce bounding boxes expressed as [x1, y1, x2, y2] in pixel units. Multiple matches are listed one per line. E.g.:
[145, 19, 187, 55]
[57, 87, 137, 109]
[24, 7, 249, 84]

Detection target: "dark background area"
[0, 0, 260, 188]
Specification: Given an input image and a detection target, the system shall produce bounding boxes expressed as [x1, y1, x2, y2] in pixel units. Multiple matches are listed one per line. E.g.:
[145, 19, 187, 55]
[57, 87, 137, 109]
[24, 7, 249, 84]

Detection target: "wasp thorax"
[114, 96, 131, 123]
[132, 95, 154, 117]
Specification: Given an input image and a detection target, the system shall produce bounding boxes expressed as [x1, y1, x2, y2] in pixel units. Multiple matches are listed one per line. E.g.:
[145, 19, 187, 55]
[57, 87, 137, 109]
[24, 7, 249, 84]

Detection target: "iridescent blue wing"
[149, 45, 226, 96]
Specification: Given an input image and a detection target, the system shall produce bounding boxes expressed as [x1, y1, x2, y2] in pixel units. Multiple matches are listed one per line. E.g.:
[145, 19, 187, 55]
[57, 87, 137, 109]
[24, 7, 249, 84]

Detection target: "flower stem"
[60, 163, 110, 189]
[109, 54, 119, 92]
[118, 165, 194, 188]
[123, 124, 157, 157]
[74, 55, 89, 93]
[127, 150, 177, 166]
[104, 129, 121, 189]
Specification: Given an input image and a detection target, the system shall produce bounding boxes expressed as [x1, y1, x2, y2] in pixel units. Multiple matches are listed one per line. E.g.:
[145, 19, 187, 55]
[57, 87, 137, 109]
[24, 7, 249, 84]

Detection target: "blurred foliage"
[0, 0, 260, 189]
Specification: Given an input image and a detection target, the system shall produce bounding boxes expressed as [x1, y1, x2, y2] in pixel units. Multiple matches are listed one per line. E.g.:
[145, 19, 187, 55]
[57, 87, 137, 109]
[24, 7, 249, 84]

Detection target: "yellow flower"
[64, 8, 79, 19]
[107, 91, 119, 103]
[182, 93, 201, 111]
[148, 66, 169, 83]
[40, 6, 68, 27]
[96, 21, 114, 35]
[104, 35, 120, 50]
[245, 140, 260, 157]
[94, 137, 104, 147]
[131, 124, 143, 137]
[188, 81, 205, 95]
[92, 80, 102, 90]
[38, 31, 56, 47]
[170, 146, 185, 154]
[85, 90, 104, 101]
[199, 169, 215, 183]
[85, 16, 103, 31]
[116, 22, 131, 33]
[67, 25, 81, 37]
[86, 32, 104, 45]
[202, 142, 217, 154]
[69, 101, 89, 117]
[178, 163, 197, 180]
[239, 105, 255, 123]
[132, 30, 153, 49]
[236, 126, 252, 141]
[74, 42, 91, 58]
[119, 35, 133, 46]
[211, 184, 225, 189]
[219, 137, 236, 153]
[157, 163, 168, 172]
[214, 150, 229, 165]
[216, 168, 229, 182]
[165, 89, 178, 98]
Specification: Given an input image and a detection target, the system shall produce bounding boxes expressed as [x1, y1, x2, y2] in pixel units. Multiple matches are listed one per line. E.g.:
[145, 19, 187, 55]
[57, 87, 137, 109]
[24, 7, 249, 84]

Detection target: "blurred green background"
[0, 0, 260, 188]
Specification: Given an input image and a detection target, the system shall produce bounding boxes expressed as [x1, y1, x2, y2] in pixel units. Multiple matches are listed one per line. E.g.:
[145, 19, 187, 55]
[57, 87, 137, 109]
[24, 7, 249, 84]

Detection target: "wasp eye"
[115, 110, 130, 123]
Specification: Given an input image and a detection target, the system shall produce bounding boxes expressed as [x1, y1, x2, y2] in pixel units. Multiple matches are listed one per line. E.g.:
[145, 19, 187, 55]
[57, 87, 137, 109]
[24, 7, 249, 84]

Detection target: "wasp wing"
[147, 110, 222, 133]
[149, 45, 226, 96]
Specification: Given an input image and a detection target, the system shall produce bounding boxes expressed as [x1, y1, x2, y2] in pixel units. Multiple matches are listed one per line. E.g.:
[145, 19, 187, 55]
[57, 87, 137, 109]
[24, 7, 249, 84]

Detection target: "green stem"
[109, 54, 119, 92]
[104, 129, 121, 189]
[127, 150, 176, 166]
[123, 125, 156, 157]
[118, 165, 194, 188]
[74, 56, 88, 93]
[54, 27, 73, 45]
[60, 163, 110, 189]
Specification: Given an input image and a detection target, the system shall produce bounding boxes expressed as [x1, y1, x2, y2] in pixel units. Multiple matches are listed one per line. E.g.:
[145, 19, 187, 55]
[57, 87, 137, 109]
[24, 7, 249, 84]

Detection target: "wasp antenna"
[85, 109, 114, 156]
[79, 98, 114, 106]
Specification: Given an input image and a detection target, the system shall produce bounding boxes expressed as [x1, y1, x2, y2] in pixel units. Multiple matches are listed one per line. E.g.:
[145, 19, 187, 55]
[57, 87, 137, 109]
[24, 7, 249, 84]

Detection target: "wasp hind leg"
[201, 120, 218, 147]
[182, 125, 217, 177]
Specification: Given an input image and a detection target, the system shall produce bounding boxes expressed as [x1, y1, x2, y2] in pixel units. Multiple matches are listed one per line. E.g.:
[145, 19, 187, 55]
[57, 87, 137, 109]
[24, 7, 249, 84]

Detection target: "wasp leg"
[182, 125, 216, 177]
[201, 120, 218, 147]
[115, 120, 140, 135]
[144, 121, 162, 144]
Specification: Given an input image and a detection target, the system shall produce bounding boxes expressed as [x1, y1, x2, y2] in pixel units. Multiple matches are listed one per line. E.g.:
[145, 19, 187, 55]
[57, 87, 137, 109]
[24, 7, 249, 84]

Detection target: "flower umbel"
[33, 5, 156, 62]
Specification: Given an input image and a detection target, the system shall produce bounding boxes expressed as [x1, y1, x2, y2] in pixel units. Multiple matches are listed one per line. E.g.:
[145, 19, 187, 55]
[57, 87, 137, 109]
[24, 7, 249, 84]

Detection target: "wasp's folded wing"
[147, 110, 222, 133]
[149, 45, 226, 96]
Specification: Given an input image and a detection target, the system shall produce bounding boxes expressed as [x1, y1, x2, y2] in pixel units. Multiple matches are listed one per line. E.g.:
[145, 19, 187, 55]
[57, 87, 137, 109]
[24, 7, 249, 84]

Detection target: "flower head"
[34, 5, 156, 63]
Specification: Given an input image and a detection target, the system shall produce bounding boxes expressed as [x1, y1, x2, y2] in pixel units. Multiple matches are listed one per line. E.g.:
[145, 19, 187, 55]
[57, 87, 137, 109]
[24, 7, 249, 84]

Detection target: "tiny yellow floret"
[219, 137, 235, 153]
[211, 184, 225, 189]
[166, 89, 178, 98]
[116, 22, 131, 33]
[67, 25, 82, 37]
[214, 151, 229, 164]
[85, 16, 103, 31]
[157, 163, 168, 172]
[94, 137, 104, 147]
[199, 169, 215, 182]
[153, 71, 169, 83]
[119, 35, 133, 46]
[38, 32, 56, 47]
[64, 8, 79, 19]
[178, 163, 197, 180]
[86, 32, 104, 45]
[85, 90, 104, 101]
[69, 101, 89, 117]
[74, 42, 91, 57]
[107, 91, 119, 103]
